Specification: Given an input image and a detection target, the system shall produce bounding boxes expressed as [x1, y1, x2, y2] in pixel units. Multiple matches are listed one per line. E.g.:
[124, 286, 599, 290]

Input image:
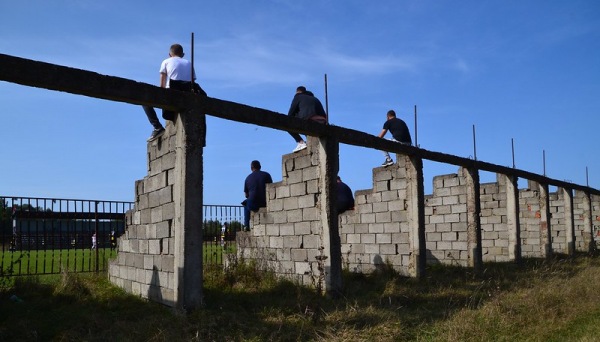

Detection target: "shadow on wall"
[148, 266, 162, 303]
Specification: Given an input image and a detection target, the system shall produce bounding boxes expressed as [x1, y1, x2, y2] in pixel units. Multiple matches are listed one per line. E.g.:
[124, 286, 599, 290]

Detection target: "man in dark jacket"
[336, 176, 355, 213]
[243, 160, 273, 230]
[378, 110, 412, 166]
[287, 86, 327, 153]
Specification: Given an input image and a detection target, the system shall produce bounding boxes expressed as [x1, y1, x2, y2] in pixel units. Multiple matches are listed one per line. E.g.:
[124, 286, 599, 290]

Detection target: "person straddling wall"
[144, 43, 207, 142]
[286, 86, 327, 153]
[377, 109, 412, 167]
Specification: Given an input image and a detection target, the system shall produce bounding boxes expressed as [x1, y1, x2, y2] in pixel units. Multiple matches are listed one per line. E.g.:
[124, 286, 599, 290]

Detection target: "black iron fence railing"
[0, 196, 243, 277]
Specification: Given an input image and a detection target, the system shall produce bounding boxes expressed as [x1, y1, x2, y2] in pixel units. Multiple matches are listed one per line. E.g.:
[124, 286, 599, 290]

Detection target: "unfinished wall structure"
[108, 124, 178, 306]
[3, 53, 600, 308]
[109, 110, 206, 310]
[240, 151, 600, 279]
[236, 136, 343, 291]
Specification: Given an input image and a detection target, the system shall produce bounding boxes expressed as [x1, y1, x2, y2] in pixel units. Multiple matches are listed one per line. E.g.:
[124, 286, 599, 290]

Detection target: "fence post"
[94, 200, 99, 272]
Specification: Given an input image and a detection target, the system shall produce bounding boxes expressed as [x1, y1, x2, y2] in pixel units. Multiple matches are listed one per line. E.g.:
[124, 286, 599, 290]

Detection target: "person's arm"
[378, 128, 388, 138]
[160, 72, 167, 88]
[288, 95, 300, 117]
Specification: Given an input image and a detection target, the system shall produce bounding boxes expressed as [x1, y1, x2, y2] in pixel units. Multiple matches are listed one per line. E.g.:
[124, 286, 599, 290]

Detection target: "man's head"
[169, 44, 185, 57]
[251, 160, 261, 171]
[296, 86, 306, 94]
[336, 176, 341, 183]
[387, 110, 396, 120]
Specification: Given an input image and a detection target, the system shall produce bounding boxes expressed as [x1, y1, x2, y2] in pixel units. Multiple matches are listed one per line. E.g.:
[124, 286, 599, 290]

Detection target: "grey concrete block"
[294, 221, 311, 235]
[276, 185, 291, 199]
[302, 166, 319, 181]
[283, 197, 299, 210]
[288, 209, 303, 223]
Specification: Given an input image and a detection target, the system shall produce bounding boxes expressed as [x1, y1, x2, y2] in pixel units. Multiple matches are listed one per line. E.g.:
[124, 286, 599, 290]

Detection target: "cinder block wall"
[519, 182, 545, 258]
[240, 148, 600, 279]
[549, 191, 568, 254]
[479, 177, 509, 262]
[237, 137, 327, 287]
[109, 124, 176, 307]
[574, 190, 592, 252]
[424, 173, 469, 266]
[339, 156, 411, 275]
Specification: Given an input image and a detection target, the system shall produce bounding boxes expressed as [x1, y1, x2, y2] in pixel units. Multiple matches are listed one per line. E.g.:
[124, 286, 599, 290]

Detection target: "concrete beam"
[1, 53, 598, 196]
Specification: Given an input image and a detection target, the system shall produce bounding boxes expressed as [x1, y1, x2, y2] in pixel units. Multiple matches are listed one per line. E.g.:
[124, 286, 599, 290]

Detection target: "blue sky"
[1, 1, 599, 204]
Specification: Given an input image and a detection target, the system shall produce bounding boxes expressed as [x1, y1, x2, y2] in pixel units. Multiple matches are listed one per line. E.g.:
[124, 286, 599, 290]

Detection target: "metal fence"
[0, 196, 243, 277]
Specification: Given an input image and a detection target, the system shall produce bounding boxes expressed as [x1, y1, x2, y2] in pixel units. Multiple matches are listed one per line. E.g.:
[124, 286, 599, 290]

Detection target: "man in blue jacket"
[243, 160, 273, 230]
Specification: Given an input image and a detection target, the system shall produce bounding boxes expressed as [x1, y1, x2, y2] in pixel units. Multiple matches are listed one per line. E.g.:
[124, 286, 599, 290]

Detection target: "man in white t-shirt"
[144, 43, 206, 141]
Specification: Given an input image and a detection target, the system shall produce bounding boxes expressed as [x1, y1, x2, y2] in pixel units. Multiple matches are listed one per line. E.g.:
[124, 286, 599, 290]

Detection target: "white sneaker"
[293, 142, 307, 153]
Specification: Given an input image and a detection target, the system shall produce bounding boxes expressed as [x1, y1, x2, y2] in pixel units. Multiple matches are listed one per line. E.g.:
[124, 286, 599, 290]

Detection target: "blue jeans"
[244, 199, 260, 228]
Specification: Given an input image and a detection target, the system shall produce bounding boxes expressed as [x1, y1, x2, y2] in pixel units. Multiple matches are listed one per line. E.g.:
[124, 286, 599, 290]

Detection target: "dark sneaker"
[147, 128, 165, 142]
[382, 158, 394, 167]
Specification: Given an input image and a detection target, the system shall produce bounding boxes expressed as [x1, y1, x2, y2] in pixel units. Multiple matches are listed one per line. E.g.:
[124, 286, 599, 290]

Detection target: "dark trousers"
[244, 199, 261, 228]
[162, 80, 207, 121]
[287, 115, 327, 143]
[143, 105, 163, 130]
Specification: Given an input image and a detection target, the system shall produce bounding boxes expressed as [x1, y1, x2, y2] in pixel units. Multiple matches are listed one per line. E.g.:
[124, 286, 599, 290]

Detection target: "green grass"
[0, 249, 117, 276]
[3, 255, 600, 341]
[1, 242, 236, 277]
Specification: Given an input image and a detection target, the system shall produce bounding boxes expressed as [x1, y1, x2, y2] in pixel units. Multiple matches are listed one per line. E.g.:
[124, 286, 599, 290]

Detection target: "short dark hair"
[251, 160, 261, 170]
[387, 110, 396, 118]
[170, 44, 184, 57]
[296, 86, 306, 93]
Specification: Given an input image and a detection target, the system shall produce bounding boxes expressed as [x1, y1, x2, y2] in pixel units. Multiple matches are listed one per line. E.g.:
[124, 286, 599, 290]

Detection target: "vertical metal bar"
[190, 32, 195, 91]
[94, 201, 99, 273]
[324, 73, 329, 124]
[511, 138, 515, 168]
[25, 198, 31, 275]
[472, 124, 477, 161]
[586, 166, 589, 187]
[543, 150, 546, 177]
[42, 197, 47, 275]
[414, 105, 418, 147]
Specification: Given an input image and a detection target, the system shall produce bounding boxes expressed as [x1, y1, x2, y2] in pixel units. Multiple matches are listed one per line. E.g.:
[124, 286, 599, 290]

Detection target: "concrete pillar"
[405, 155, 426, 278]
[173, 109, 206, 311]
[317, 136, 342, 295]
[462, 167, 482, 272]
[562, 188, 575, 256]
[502, 174, 521, 263]
[581, 191, 596, 252]
[538, 183, 552, 259]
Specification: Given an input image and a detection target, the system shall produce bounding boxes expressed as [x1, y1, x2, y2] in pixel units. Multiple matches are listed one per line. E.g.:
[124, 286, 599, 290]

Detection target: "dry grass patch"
[3, 255, 600, 341]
